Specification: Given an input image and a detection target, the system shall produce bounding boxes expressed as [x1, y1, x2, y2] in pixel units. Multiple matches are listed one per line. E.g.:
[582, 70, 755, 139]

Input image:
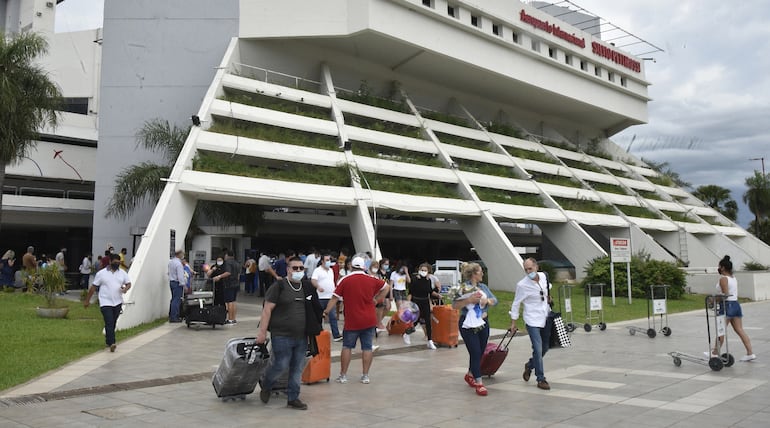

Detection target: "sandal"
[464, 373, 476, 388]
[475, 384, 488, 396]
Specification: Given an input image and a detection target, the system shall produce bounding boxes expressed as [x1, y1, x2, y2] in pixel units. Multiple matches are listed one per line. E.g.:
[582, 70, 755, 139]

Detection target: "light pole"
[749, 157, 765, 175]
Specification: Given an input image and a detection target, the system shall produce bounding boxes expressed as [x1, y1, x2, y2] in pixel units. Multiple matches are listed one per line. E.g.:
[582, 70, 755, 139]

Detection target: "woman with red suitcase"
[450, 262, 497, 396]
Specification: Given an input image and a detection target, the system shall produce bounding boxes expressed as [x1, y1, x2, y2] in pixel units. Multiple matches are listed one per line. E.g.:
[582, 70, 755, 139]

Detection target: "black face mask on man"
[111, 262, 121, 270]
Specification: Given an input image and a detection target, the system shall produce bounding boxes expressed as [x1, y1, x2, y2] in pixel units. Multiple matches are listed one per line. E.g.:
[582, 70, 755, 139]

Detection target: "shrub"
[581, 253, 686, 299]
[743, 261, 768, 271]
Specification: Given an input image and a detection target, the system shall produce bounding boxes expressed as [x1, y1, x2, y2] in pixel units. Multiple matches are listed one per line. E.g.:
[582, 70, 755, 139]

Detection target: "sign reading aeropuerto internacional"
[519, 9, 641, 73]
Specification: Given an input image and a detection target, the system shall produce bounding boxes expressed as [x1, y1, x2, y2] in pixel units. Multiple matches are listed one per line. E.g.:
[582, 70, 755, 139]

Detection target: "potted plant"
[27, 264, 70, 318]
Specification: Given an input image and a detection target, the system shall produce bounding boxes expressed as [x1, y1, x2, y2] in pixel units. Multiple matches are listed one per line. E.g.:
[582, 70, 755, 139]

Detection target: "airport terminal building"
[3, 0, 769, 328]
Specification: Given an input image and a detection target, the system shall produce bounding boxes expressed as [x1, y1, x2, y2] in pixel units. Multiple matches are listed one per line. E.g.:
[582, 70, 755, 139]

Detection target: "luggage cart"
[668, 294, 734, 371]
[628, 284, 672, 338]
[584, 283, 606, 332]
[558, 284, 579, 332]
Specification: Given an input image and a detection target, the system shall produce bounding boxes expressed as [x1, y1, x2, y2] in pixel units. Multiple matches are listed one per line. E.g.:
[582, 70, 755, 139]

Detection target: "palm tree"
[692, 184, 738, 221]
[743, 171, 770, 236]
[106, 118, 263, 239]
[0, 32, 63, 232]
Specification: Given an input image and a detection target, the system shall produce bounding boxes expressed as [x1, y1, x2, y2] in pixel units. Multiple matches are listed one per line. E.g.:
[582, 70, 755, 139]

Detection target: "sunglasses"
[539, 290, 545, 302]
[290, 266, 305, 271]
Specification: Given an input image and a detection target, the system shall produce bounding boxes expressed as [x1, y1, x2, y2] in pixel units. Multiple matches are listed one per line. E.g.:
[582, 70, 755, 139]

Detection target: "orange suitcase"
[431, 305, 459, 347]
[387, 312, 415, 335]
[302, 330, 331, 384]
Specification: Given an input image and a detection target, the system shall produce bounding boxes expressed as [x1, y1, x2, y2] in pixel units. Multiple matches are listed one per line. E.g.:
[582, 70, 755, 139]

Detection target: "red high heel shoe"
[464, 373, 476, 388]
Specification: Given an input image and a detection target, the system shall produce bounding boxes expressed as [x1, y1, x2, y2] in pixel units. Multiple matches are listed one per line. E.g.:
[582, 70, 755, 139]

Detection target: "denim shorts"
[223, 287, 238, 303]
[342, 327, 375, 351]
[718, 300, 743, 318]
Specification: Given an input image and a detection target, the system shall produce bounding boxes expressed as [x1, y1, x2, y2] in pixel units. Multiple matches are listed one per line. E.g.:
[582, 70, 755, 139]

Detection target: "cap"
[351, 256, 366, 269]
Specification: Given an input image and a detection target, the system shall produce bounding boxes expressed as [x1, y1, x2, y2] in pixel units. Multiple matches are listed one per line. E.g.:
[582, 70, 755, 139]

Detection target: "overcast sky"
[55, 0, 770, 227]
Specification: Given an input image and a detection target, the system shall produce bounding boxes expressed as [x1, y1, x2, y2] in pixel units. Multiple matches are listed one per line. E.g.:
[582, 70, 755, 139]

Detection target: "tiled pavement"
[1, 293, 768, 427]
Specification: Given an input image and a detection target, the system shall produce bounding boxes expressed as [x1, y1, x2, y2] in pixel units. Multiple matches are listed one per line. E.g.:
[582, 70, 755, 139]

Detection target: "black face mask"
[111, 263, 121, 270]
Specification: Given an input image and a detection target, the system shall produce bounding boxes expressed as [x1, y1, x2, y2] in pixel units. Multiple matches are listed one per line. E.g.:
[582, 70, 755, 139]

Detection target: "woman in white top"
[714, 255, 755, 361]
[389, 262, 411, 302]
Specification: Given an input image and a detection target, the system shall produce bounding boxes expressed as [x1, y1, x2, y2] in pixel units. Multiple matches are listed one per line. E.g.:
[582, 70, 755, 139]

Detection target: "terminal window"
[580, 60, 588, 71]
[492, 23, 502, 36]
[511, 31, 519, 44]
[608, 71, 615, 82]
[594, 66, 602, 77]
[422, 0, 433, 8]
[447, 5, 458, 18]
[531, 40, 540, 52]
[620, 76, 627, 87]
[548, 47, 557, 59]
[471, 14, 480, 28]
[62, 97, 89, 115]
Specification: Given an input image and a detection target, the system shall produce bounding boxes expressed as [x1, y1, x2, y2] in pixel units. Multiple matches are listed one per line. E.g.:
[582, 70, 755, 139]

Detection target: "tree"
[692, 184, 738, 221]
[742, 171, 770, 236]
[106, 118, 263, 239]
[0, 32, 63, 233]
[642, 158, 692, 188]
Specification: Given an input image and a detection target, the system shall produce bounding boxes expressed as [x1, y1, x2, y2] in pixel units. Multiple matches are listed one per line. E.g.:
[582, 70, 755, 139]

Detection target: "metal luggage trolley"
[584, 283, 606, 332]
[558, 284, 579, 332]
[668, 293, 734, 371]
[628, 284, 673, 338]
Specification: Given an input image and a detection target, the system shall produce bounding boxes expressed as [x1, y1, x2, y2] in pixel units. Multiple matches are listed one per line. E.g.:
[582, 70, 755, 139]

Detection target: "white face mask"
[216, 260, 223, 266]
[291, 271, 305, 282]
[527, 271, 537, 280]
[370, 267, 378, 273]
[419, 270, 428, 277]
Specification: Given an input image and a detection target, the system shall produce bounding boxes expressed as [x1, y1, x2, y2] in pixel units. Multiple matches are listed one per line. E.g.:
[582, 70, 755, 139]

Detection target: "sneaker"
[402, 333, 411, 345]
[225, 320, 236, 325]
[371, 345, 380, 353]
[537, 380, 551, 390]
[335, 374, 348, 384]
[360, 374, 370, 384]
[740, 354, 757, 362]
[259, 388, 271, 404]
[287, 399, 308, 410]
[109, 344, 116, 353]
[333, 336, 343, 342]
[427, 340, 437, 350]
[522, 363, 532, 382]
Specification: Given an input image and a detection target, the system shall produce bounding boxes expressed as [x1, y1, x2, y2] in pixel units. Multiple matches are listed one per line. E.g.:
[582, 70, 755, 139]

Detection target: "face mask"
[216, 260, 223, 266]
[324, 261, 332, 268]
[111, 262, 121, 270]
[419, 270, 428, 277]
[291, 271, 304, 282]
[382, 265, 389, 271]
[371, 268, 378, 273]
[527, 271, 537, 280]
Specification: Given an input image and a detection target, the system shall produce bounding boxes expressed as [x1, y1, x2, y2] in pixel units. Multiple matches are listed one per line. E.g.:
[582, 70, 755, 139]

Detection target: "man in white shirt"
[312, 253, 341, 340]
[509, 258, 553, 391]
[84, 254, 131, 352]
[304, 248, 320, 279]
[79, 254, 92, 289]
[257, 252, 275, 297]
[167, 250, 186, 323]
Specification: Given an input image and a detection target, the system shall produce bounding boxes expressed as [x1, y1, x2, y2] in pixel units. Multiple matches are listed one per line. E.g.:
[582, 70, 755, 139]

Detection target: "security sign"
[590, 296, 603, 311]
[610, 237, 631, 262]
[564, 298, 572, 313]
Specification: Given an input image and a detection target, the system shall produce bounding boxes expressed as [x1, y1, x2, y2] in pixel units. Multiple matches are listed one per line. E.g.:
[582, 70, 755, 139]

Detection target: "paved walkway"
[1, 293, 768, 427]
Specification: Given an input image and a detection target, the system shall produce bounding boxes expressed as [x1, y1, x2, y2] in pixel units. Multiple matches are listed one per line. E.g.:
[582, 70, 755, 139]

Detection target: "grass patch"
[365, 173, 459, 199]
[636, 189, 663, 201]
[352, 141, 442, 167]
[435, 131, 492, 152]
[504, 146, 559, 164]
[221, 89, 331, 120]
[589, 181, 630, 195]
[534, 172, 583, 188]
[663, 210, 698, 223]
[345, 112, 422, 138]
[486, 122, 523, 139]
[560, 157, 603, 173]
[617, 204, 660, 219]
[455, 159, 518, 179]
[648, 175, 674, 186]
[486, 288, 728, 331]
[209, 117, 340, 151]
[554, 197, 615, 214]
[336, 85, 410, 114]
[421, 110, 470, 128]
[0, 293, 166, 391]
[608, 168, 635, 179]
[195, 152, 351, 186]
[473, 186, 544, 206]
[541, 140, 574, 151]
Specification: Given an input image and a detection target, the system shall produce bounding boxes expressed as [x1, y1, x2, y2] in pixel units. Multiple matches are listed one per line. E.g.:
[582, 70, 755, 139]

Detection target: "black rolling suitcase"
[213, 338, 270, 401]
[184, 288, 226, 329]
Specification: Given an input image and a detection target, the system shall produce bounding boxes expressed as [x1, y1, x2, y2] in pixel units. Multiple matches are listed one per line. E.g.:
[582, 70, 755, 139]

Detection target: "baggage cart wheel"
[673, 356, 682, 367]
[212, 323, 216, 329]
[629, 328, 635, 336]
[186, 321, 191, 328]
[646, 328, 656, 338]
[662, 327, 672, 336]
[708, 357, 724, 371]
[566, 324, 575, 333]
[584, 323, 592, 332]
[722, 353, 735, 367]
[599, 322, 607, 331]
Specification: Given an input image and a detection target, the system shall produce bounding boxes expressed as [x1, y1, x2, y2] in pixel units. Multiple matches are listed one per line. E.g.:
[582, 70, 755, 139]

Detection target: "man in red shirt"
[323, 254, 390, 385]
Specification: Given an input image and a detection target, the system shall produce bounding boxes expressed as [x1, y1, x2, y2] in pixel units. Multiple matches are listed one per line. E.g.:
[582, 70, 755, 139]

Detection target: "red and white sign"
[610, 237, 630, 262]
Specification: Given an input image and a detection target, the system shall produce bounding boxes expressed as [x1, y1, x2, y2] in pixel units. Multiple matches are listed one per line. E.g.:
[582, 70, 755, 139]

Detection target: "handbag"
[549, 312, 572, 348]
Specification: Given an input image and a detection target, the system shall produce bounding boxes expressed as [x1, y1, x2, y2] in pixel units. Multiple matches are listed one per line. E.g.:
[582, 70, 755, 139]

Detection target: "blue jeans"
[169, 281, 183, 320]
[342, 327, 375, 351]
[100, 304, 122, 346]
[459, 316, 489, 380]
[319, 298, 340, 338]
[262, 335, 307, 401]
[526, 321, 552, 382]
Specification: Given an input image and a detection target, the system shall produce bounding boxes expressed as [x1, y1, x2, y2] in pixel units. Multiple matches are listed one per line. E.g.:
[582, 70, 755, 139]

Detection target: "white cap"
[351, 256, 366, 269]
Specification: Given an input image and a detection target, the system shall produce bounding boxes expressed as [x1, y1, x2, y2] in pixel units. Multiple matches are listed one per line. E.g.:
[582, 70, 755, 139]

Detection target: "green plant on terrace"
[702, 216, 727, 226]
[221, 90, 331, 120]
[352, 141, 442, 167]
[364, 172, 459, 199]
[486, 121, 523, 138]
[617, 204, 660, 219]
[743, 260, 768, 271]
[560, 158, 603, 173]
[435, 131, 491, 152]
[209, 117, 340, 151]
[455, 159, 519, 179]
[337, 80, 410, 113]
[504, 146, 558, 164]
[583, 138, 613, 160]
[662, 210, 698, 223]
[194, 152, 351, 187]
[608, 168, 635, 179]
[533, 172, 582, 188]
[554, 196, 614, 214]
[541, 139, 573, 151]
[647, 174, 674, 187]
[590, 181, 630, 195]
[345, 113, 422, 138]
[636, 189, 663, 201]
[473, 186, 544, 207]
[421, 110, 470, 128]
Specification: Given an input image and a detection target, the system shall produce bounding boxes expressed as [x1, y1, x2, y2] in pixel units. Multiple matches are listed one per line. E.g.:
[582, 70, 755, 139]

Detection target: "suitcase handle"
[496, 329, 516, 352]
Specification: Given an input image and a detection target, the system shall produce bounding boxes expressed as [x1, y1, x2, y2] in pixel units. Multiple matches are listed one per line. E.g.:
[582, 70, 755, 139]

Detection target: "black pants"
[414, 298, 432, 340]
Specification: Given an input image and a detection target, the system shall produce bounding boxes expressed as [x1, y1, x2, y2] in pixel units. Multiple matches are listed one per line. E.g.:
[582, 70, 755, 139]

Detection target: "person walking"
[257, 256, 323, 410]
[450, 262, 497, 396]
[78, 254, 92, 290]
[257, 251, 274, 297]
[509, 258, 553, 391]
[712, 255, 755, 361]
[243, 256, 257, 295]
[312, 252, 342, 341]
[408, 262, 440, 350]
[324, 254, 390, 385]
[167, 250, 186, 323]
[214, 250, 241, 324]
[84, 254, 131, 352]
[0, 250, 15, 288]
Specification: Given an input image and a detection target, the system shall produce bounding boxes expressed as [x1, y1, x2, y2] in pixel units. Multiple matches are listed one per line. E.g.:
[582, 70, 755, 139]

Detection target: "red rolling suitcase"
[480, 330, 515, 377]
